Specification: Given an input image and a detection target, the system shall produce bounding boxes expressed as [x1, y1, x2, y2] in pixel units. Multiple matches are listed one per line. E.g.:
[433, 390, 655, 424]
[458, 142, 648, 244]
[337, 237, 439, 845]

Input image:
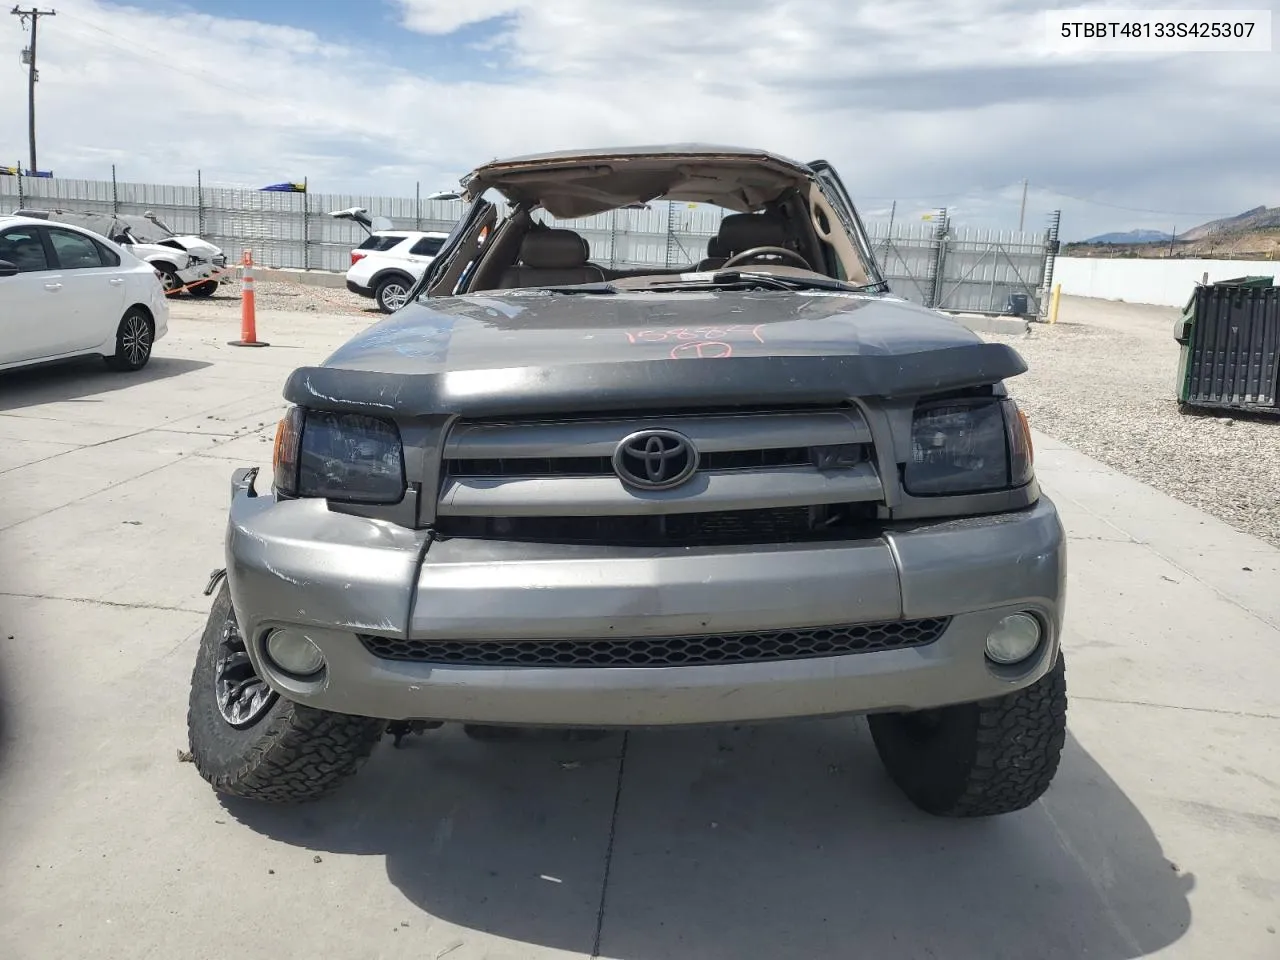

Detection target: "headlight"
[904, 396, 1033, 496]
[272, 406, 406, 504]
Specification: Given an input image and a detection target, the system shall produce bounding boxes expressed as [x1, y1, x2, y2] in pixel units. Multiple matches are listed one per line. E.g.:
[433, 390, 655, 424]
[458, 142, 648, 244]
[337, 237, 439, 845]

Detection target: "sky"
[1, 0, 1276, 241]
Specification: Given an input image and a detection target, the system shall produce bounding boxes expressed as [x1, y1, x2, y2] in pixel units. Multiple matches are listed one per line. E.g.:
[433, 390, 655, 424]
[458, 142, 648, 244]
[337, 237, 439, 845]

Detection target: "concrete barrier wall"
[1052, 256, 1278, 308]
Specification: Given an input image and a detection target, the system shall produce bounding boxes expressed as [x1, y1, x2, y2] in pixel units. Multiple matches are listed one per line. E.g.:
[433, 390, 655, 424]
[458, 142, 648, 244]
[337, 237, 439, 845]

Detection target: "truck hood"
[285, 290, 1026, 418]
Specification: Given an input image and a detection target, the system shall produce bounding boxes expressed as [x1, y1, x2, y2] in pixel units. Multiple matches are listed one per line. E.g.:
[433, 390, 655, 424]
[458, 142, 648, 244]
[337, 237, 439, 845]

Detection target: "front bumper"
[224, 469, 1066, 726]
[177, 265, 220, 284]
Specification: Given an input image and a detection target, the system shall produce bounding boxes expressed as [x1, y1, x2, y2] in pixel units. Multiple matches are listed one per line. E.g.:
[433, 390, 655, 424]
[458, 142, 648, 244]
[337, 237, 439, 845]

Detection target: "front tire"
[104, 308, 154, 371]
[868, 653, 1067, 818]
[189, 280, 219, 298]
[374, 275, 412, 313]
[154, 263, 183, 296]
[186, 583, 384, 803]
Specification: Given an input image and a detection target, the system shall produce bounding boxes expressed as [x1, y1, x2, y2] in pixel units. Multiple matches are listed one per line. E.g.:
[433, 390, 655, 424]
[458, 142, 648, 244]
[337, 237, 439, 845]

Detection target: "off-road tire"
[374, 274, 413, 313]
[186, 583, 384, 803]
[868, 652, 1067, 818]
[189, 280, 219, 298]
[103, 308, 154, 372]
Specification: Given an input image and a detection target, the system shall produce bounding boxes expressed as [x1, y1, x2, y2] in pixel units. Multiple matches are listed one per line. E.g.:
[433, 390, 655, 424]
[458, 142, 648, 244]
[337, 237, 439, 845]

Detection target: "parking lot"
[0, 292, 1278, 959]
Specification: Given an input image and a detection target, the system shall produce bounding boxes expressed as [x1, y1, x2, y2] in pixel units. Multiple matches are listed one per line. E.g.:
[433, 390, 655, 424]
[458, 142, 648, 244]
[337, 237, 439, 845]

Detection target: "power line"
[858, 183, 1021, 201]
[10, 6, 57, 174]
[1033, 185, 1235, 219]
[57, 25, 256, 100]
[863, 181, 1239, 223]
[56, 12, 261, 100]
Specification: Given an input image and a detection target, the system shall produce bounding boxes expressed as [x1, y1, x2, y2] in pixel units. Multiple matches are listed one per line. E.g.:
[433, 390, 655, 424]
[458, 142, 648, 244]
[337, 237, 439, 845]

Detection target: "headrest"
[705, 236, 725, 258]
[716, 212, 792, 254]
[519, 229, 589, 269]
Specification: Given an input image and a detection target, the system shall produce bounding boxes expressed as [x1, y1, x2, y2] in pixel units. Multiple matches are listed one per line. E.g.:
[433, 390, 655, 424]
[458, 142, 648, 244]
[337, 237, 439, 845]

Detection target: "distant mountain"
[1083, 228, 1173, 244]
[1064, 204, 1280, 259]
[1179, 206, 1280, 241]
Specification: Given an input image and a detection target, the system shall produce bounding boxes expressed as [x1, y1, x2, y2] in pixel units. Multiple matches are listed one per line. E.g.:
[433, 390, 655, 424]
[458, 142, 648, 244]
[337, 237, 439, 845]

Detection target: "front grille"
[434, 503, 877, 546]
[447, 446, 828, 478]
[435, 408, 886, 544]
[359, 617, 949, 668]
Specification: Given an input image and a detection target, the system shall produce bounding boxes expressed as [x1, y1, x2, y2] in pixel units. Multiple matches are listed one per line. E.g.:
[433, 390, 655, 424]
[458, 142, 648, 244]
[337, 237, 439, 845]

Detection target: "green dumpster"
[1175, 276, 1279, 414]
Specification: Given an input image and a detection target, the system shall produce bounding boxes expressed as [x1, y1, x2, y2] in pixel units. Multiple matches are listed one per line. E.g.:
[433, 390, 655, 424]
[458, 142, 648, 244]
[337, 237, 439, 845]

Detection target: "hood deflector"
[286, 347, 1025, 419]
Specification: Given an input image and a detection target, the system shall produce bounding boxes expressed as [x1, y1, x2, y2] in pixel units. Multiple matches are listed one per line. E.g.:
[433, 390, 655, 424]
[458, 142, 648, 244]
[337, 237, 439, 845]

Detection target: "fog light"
[985, 613, 1042, 665]
[265, 629, 326, 678]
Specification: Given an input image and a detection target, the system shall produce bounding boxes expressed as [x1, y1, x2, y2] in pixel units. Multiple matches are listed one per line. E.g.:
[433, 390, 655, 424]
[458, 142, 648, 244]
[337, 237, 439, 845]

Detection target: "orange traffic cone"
[228, 249, 269, 347]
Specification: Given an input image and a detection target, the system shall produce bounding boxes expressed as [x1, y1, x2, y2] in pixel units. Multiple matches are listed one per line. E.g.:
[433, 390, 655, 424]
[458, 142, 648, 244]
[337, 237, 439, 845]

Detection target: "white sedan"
[0, 214, 170, 374]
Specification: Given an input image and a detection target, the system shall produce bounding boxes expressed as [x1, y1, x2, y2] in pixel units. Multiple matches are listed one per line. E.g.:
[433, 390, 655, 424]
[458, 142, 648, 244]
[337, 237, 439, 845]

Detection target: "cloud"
[0, 0, 1275, 239]
[398, 0, 525, 35]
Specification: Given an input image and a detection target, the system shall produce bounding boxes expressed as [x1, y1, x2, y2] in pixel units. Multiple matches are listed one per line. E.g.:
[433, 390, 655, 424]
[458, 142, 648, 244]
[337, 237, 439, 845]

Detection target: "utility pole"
[11, 6, 56, 175]
[1018, 178, 1028, 232]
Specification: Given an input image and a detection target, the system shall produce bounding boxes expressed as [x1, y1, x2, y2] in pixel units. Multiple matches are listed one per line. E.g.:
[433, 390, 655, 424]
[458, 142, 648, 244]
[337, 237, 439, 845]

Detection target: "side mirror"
[0, 259, 18, 278]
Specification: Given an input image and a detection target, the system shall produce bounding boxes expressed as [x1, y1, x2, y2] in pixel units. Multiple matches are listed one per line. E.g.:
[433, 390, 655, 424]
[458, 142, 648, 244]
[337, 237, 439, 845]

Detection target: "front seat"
[695, 236, 725, 271]
[697, 212, 800, 270]
[498, 229, 606, 289]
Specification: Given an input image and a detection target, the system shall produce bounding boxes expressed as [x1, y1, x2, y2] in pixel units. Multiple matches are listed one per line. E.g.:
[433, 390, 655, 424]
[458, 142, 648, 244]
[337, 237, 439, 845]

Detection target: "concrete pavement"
[0, 300, 1276, 959]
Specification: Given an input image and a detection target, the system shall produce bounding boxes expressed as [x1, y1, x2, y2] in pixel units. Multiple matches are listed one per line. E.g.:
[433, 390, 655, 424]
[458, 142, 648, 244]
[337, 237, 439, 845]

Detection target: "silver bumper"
[224, 469, 1066, 726]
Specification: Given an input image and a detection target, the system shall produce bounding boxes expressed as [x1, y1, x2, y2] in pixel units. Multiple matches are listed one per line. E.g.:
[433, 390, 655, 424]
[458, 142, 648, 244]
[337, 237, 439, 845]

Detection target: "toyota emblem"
[612, 429, 699, 490]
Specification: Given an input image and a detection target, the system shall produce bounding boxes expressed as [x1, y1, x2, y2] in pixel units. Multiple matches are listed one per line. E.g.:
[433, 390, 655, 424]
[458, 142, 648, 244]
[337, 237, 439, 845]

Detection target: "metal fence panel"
[533, 204, 725, 270]
[936, 225, 1051, 315]
[868, 219, 944, 306]
[868, 216, 1055, 316]
[311, 193, 468, 271]
[0, 173, 1057, 314]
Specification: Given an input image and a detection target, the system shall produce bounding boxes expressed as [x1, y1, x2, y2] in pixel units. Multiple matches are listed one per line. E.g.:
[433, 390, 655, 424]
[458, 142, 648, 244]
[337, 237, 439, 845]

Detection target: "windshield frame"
[419, 159, 889, 300]
[806, 159, 888, 292]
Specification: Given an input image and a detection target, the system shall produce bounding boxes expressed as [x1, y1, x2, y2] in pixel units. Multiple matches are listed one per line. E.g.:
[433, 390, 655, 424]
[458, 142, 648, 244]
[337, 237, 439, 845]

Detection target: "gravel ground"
[185, 277, 376, 315]
[985, 296, 1280, 548]
[179, 279, 1280, 548]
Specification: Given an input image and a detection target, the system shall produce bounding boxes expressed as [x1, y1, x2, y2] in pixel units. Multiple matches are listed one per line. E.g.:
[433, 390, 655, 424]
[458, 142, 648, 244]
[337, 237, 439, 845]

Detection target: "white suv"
[330, 207, 447, 313]
[345, 231, 448, 312]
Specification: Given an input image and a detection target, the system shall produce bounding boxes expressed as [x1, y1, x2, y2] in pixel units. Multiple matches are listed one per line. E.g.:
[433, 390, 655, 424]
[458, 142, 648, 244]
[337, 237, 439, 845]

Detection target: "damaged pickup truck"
[186, 145, 1067, 818]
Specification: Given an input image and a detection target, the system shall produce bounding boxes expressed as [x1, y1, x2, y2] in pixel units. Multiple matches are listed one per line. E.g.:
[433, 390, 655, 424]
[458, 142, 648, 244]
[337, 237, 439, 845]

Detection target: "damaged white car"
[13, 208, 229, 297]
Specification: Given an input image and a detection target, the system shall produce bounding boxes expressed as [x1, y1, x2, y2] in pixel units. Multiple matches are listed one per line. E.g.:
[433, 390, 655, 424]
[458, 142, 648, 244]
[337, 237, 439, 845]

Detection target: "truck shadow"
[225, 722, 1192, 959]
[0, 356, 211, 411]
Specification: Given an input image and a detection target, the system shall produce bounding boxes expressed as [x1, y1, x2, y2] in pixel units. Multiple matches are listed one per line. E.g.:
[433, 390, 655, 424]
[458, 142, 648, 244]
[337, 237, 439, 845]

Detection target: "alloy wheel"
[122, 314, 152, 367]
[382, 283, 408, 310]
